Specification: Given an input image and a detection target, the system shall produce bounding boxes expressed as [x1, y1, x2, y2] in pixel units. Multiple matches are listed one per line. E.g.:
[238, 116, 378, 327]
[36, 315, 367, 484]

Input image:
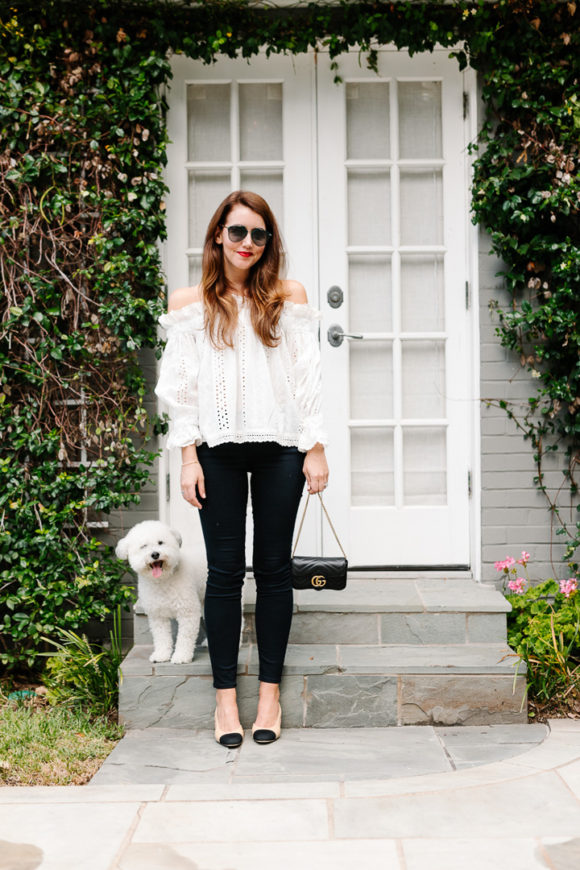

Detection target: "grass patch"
[0, 694, 124, 786]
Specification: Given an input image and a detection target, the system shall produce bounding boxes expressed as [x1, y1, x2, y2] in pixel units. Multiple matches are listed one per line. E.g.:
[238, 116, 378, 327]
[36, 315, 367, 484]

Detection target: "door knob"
[327, 324, 364, 347]
[327, 286, 344, 308]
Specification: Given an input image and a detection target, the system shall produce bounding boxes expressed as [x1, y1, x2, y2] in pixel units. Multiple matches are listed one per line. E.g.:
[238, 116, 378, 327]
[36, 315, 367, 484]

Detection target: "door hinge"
[463, 91, 469, 121]
[166, 472, 171, 502]
[465, 280, 470, 310]
[468, 469, 472, 498]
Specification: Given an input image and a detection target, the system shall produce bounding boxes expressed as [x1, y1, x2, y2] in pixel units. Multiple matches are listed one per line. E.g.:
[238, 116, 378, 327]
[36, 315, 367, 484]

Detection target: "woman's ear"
[214, 227, 223, 245]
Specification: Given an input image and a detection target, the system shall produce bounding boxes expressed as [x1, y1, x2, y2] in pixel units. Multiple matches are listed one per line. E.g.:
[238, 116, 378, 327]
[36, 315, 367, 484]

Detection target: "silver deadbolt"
[327, 285, 343, 308]
[327, 324, 364, 347]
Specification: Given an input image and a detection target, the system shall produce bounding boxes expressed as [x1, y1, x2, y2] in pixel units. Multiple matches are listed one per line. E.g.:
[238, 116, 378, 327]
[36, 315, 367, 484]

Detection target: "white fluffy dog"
[116, 520, 206, 664]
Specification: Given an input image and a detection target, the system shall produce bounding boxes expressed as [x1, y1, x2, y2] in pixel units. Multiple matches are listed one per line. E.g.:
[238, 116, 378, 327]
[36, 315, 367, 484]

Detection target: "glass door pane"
[187, 84, 231, 162]
[239, 83, 283, 160]
[398, 81, 442, 159]
[346, 82, 390, 159]
[186, 78, 287, 275]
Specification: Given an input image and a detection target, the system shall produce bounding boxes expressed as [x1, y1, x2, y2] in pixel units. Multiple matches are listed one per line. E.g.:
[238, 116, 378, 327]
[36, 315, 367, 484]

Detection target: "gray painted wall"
[478, 227, 569, 587]
[97, 347, 161, 650]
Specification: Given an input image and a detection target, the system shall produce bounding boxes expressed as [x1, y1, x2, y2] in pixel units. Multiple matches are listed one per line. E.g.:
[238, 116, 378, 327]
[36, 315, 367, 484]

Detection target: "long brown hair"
[201, 190, 287, 348]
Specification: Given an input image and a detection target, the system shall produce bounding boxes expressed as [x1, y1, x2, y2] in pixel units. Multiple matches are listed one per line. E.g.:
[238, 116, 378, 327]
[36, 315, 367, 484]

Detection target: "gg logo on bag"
[311, 575, 326, 588]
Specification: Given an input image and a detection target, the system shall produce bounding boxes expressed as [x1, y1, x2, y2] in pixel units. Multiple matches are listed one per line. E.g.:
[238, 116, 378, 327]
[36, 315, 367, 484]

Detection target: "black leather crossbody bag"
[291, 493, 348, 591]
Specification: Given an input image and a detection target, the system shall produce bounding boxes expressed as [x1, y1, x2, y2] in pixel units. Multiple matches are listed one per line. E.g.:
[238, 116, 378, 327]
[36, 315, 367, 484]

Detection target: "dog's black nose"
[151, 551, 160, 560]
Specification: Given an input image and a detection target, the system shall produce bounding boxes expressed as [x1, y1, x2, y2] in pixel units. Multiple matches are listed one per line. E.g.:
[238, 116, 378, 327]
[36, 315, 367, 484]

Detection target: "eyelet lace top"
[154, 297, 328, 452]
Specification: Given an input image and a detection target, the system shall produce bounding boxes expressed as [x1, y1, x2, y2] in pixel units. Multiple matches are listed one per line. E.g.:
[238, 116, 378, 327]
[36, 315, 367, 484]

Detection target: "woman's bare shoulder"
[280, 279, 308, 304]
[168, 285, 202, 312]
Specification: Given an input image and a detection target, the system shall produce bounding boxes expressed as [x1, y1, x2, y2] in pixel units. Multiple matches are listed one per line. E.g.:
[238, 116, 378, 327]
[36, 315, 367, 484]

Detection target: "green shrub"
[505, 578, 580, 704]
[0, 4, 168, 670]
[41, 606, 124, 716]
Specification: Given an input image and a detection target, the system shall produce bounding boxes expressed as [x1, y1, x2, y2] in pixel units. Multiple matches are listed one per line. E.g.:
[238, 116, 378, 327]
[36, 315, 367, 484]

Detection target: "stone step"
[119, 642, 527, 730]
[133, 578, 510, 647]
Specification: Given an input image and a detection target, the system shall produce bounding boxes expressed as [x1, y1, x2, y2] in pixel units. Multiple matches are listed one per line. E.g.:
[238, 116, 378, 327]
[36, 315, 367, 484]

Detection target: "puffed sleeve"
[281, 301, 329, 452]
[154, 306, 204, 449]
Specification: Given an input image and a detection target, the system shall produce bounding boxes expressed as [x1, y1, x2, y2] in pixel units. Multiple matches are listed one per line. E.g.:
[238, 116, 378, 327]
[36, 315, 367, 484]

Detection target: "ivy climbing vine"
[0, 0, 578, 671]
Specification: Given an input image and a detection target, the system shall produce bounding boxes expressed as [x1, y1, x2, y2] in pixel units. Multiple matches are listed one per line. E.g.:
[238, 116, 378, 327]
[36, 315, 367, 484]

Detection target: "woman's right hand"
[180, 462, 206, 509]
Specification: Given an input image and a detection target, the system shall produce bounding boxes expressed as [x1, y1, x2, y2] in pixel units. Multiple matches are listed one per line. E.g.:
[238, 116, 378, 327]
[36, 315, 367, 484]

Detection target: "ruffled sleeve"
[281, 302, 328, 452]
[154, 303, 205, 449]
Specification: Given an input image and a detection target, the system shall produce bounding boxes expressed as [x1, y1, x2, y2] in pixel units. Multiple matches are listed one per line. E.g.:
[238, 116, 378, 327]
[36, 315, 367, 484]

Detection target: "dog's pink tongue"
[151, 564, 163, 578]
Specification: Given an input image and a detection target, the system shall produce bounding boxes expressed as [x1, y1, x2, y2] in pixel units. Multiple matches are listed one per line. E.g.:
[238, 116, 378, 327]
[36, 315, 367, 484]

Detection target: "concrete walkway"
[0, 720, 579, 869]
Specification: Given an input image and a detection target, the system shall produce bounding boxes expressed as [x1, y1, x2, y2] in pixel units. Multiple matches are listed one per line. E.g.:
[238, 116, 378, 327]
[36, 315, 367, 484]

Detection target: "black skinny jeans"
[196, 441, 305, 689]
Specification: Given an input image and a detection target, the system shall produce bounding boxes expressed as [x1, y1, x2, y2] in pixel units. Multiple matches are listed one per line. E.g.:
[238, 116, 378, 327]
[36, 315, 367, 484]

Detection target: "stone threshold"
[133, 577, 510, 616]
[122, 642, 524, 678]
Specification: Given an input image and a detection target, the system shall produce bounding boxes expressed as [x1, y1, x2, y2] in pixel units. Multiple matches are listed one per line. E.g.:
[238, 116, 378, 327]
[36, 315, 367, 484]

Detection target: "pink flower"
[495, 556, 517, 573]
[559, 578, 578, 598]
[517, 551, 531, 566]
[508, 577, 527, 594]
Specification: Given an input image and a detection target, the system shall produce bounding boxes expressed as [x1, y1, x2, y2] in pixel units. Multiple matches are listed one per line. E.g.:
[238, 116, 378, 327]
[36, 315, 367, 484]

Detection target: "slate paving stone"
[333, 771, 580, 839]
[437, 723, 547, 745]
[416, 579, 509, 613]
[233, 726, 451, 780]
[399, 673, 528, 725]
[133, 798, 330, 843]
[542, 837, 580, 870]
[90, 728, 234, 771]
[338, 643, 516, 674]
[402, 838, 552, 870]
[381, 612, 466, 644]
[118, 840, 402, 870]
[305, 674, 398, 727]
[0, 802, 141, 870]
[557, 758, 580, 799]
[508, 731, 580, 771]
[342, 760, 531, 797]
[466, 613, 508, 643]
[91, 765, 234, 786]
[289, 611, 380, 644]
[437, 723, 548, 767]
[295, 579, 424, 612]
[91, 724, 549, 786]
[0, 785, 164, 803]
[250, 643, 340, 675]
[166, 781, 341, 800]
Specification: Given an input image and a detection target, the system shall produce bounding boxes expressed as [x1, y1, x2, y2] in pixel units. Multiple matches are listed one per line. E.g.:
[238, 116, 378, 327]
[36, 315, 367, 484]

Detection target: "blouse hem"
[200, 433, 304, 450]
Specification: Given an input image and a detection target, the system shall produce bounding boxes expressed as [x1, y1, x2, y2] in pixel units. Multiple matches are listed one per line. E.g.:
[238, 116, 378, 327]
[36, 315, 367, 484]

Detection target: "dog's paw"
[170, 651, 194, 665]
[149, 650, 172, 663]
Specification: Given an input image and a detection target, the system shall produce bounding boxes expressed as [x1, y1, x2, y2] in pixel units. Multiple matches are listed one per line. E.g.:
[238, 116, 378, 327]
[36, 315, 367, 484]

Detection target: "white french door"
[318, 51, 472, 567]
[162, 53, 319, 559]
[161, 49, 475, 569]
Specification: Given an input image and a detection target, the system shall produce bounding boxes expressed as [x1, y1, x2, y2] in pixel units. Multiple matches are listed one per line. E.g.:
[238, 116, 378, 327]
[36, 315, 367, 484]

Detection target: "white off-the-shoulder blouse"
[154, 297, 328, 452]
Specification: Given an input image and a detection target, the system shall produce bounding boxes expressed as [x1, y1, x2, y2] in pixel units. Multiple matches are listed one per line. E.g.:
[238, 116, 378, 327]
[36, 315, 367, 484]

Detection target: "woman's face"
[215, 204, 267, 277]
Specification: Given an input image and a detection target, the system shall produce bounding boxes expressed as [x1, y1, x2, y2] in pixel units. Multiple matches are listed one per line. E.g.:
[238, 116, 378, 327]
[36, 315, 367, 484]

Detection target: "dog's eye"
[158, 540, 164, 545]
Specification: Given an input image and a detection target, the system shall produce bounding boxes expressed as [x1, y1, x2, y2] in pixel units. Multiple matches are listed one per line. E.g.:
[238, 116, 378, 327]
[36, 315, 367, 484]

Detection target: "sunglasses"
[221, 224, 272, 247]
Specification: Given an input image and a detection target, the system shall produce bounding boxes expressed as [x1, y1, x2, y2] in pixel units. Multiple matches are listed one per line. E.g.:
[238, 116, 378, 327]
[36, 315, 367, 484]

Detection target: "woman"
[155, 190, 328, 747]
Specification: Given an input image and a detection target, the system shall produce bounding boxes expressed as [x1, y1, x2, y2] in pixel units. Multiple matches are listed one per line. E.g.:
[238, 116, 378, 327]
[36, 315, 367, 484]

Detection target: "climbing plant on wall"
[0, 3, 171, 669]
[466, 4, 580, 566]
[1, 0, 578, 670]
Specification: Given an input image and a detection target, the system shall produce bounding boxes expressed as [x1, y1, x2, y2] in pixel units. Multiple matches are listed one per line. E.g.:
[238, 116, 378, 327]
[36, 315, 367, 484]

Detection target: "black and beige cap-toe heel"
[252, 703, 282, 744]
[214, 709, 243, 748]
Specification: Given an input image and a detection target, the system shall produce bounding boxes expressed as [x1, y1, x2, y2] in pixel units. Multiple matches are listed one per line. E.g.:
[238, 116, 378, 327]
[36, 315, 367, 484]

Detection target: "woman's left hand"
[303, 443, 329, 494]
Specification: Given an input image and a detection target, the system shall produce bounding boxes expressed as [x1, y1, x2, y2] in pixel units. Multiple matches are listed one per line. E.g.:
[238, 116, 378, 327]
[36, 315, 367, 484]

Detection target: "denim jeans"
[196, 441, 305, 689]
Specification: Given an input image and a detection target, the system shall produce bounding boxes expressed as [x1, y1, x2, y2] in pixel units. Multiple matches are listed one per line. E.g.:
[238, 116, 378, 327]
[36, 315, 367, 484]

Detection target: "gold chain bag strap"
[291, 493, 348, 591]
